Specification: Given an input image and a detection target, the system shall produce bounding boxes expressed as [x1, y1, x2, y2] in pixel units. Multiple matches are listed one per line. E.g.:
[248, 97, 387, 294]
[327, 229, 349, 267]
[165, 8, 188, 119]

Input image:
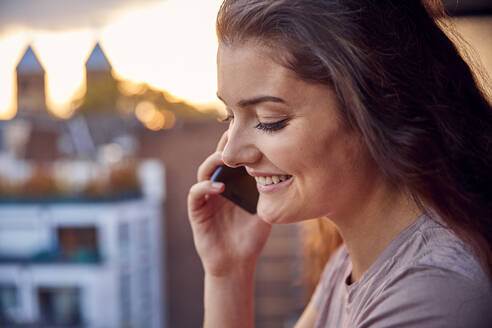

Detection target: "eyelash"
[219, 115, 289, 133]
[218, 115, 233, 124]
[255, 119, 289, 132]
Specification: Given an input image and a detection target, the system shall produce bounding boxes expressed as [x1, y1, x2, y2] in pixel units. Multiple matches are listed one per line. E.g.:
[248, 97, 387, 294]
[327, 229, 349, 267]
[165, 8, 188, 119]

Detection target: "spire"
[16, 46, 44, 73]
[85, 43, 111, 71]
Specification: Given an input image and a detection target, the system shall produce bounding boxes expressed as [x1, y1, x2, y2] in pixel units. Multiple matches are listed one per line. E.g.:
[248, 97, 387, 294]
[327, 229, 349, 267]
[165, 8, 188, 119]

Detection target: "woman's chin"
[257, 203, 292, 225]
[257, 199, 321, 225]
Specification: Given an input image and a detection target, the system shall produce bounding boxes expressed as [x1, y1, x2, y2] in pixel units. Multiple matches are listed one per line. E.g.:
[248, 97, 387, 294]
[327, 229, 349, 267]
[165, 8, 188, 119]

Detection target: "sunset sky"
[0, 0, 224, 119]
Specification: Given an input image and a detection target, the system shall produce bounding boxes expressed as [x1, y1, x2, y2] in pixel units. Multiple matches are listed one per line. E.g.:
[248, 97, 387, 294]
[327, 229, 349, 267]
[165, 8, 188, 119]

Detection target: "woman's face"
[217, 42, 380, 224]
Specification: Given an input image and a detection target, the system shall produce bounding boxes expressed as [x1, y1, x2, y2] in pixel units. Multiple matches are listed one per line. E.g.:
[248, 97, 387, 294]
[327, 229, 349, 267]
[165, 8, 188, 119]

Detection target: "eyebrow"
[217, 93, 287, 108]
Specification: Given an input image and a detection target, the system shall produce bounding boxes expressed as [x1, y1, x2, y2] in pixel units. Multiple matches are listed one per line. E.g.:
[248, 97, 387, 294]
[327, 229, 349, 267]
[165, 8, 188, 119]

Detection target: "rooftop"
[86, 42, 111, 71]
[16, 46, 44, 73]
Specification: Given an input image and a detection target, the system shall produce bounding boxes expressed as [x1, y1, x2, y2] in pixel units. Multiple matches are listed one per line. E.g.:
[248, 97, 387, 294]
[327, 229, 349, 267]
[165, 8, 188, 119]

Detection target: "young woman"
[187, 0, 492, 327]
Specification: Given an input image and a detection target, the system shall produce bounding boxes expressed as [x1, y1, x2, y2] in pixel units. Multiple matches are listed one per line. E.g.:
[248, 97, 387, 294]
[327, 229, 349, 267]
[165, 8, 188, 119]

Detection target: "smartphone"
[211, 165, 259, 214]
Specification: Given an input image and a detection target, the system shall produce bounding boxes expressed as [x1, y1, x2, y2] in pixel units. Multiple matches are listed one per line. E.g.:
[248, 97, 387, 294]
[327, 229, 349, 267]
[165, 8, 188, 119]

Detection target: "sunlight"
[33, 30, 94, 119]
[135, 100, 177, 131]
[0, 33, 27, 119]
[100, 0, 223, 109]
[0, 0, 225, 120]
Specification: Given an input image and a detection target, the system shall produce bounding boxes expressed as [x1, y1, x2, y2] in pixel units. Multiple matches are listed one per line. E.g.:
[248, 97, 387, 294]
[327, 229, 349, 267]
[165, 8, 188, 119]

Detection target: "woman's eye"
[218, 114, 234, 124]
[255, 118, 289, 133]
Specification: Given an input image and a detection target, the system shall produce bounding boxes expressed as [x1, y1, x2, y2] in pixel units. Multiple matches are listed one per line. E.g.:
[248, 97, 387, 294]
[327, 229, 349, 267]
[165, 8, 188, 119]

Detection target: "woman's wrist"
[202, 253, 260, 278]
[205, 260, 256, 280]
[204, 264, 256, 328]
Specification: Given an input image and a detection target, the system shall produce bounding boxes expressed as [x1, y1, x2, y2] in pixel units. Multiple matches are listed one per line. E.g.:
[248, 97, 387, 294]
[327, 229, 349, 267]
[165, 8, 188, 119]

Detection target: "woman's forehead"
[217, 43, 305, 100]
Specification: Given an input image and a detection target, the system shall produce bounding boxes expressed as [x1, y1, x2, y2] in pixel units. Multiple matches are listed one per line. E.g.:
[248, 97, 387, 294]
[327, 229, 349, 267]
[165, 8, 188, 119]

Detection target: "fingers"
[195, 131, 228, 182]
[187, 180, 225, 215]
[216, 131, 228, 152]
[197, 151, 224, 182]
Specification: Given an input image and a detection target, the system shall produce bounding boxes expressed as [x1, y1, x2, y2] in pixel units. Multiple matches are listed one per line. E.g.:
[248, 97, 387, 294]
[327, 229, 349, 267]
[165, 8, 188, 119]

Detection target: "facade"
[0, 160, 166, 328]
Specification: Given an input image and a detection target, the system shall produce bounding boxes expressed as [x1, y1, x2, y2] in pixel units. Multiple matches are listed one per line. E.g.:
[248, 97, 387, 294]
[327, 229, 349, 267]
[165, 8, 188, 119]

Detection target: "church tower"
[16, 46, 46, 115]
[78, 42, 118, 113]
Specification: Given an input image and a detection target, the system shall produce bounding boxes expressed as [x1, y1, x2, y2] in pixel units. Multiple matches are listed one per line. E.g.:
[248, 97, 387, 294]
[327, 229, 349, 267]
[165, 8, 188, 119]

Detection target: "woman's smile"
[255, 176, 293, 194]
[217, 42, 379, 224]
[247, 170, 294, 193]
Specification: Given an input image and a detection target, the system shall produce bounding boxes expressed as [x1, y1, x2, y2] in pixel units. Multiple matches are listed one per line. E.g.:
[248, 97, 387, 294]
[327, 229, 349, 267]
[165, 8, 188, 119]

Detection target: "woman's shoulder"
[402, 211, 489, 283]
[386, 211, 491, 296]
[360, 213, 492, 327]
[366, 261, 492, 328]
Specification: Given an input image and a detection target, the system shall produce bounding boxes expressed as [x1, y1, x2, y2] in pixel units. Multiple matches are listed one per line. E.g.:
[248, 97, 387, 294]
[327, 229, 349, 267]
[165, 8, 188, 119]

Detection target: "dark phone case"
[211, 166, 259, 214]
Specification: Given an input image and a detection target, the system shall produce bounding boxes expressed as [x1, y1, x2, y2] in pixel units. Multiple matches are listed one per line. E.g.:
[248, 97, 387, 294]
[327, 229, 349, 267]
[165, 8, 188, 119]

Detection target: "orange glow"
[145, 111, 166, 131]
[0, 33, 27, 120]
[135, 101, 157, 123]
[135, 101, 176, 131]
[116, 78, 147, 96]
[100, 0, 223, 108]
[33, 30, 94, 119]
[0, 0, 226, 119]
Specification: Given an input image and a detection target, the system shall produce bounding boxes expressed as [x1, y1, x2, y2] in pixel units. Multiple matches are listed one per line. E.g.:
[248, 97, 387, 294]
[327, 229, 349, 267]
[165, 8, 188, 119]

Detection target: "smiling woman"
[187, 1, 492, 327]
[217, 43, 374, 225]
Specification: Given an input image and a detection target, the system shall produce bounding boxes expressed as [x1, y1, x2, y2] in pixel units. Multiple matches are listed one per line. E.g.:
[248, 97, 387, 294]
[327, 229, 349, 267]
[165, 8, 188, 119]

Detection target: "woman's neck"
[334, 184, 423, 283]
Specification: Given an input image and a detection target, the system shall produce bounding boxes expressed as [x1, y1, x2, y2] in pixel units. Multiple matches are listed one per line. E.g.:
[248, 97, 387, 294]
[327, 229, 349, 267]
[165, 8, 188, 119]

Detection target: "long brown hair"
[301, 219, 342, 297]
[216, 0, 492, 279]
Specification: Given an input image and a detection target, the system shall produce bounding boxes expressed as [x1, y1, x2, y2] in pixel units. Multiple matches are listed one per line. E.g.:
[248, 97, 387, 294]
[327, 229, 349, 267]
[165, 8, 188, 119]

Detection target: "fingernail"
[211, 182, 223, 190]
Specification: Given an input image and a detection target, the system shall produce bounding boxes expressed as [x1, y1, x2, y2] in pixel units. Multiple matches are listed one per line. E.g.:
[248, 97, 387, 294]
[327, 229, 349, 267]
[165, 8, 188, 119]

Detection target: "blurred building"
[1, 44, 170, 328]
[78, 43, 119, 116]
[0, 160, 165, 327]
[16, 46, 46, 116]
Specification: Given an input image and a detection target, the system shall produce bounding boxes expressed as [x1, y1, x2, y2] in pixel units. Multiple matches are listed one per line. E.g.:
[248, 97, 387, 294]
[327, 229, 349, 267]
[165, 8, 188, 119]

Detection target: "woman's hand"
[187, 132, 271, 277]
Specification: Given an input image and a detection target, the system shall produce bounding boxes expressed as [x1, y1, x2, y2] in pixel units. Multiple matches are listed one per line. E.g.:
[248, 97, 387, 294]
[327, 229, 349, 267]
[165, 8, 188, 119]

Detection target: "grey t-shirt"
[313, 212, 492, 327]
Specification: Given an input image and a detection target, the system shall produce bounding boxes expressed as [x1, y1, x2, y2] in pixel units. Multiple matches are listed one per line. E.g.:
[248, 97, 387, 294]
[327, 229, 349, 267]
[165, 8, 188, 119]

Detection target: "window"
[0, 284, 19, 325]
[57, 227, 100, 263]
[38, 287, 81, 326]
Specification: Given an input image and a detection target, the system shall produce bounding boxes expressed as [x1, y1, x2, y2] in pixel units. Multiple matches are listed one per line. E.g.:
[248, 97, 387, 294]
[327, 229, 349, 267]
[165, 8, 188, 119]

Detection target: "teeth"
[255, 175, 291, 186]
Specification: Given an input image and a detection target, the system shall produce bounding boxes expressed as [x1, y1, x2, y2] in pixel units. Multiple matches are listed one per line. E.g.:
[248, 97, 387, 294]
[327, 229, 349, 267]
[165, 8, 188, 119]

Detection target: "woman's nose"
[222, 126, 261, 168]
